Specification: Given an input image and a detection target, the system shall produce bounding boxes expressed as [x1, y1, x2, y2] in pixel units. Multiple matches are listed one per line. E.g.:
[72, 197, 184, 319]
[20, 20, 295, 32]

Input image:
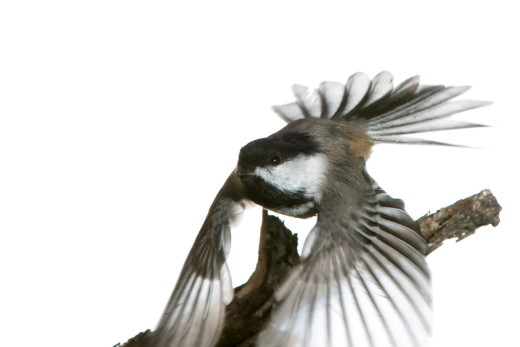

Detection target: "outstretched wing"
[258, 164, 431, 347]
[155, 174, 245, 347]
[272, 71, 489, 145]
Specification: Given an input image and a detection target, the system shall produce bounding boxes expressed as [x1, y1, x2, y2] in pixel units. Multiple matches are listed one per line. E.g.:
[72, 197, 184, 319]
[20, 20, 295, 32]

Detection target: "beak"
[234, 165, 252, 178]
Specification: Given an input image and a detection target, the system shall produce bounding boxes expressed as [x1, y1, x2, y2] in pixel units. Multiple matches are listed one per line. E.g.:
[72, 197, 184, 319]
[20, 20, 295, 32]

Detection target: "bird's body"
[238, 118, 373, 218]
[154, 72, 488, 347]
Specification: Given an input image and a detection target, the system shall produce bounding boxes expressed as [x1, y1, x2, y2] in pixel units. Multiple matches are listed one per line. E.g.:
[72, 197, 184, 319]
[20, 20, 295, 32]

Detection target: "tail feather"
[272, 71, 490, 145]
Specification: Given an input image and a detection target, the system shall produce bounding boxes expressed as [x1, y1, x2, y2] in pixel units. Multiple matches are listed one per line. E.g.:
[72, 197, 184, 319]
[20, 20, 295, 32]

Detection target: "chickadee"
[154, 72, 488, 347]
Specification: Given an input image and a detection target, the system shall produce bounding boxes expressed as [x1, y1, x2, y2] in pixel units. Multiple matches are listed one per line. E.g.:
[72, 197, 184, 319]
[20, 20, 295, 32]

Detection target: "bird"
[154, 71, 489, 347]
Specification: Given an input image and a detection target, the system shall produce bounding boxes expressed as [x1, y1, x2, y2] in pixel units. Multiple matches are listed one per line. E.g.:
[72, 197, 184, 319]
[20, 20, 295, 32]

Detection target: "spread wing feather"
[272, 71, 489, 145]
[292, 84, 323, 118]
[155, 174, 244, 347]
[272, 102, 306, 123]
[342, 72, 371, 116]
[258, 167, 431, 347]
[318, 81, 346, 119]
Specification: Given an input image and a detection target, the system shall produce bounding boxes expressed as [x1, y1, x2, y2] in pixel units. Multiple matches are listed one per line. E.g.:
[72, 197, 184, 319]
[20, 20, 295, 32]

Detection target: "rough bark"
[116, 189, 502, 347]
[417, 189, 501, 255]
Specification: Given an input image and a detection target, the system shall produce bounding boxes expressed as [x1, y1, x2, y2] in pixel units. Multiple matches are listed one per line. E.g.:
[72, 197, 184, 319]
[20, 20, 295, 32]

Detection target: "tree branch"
[417, 189, 501, 255]
[116, 189, 501, 347]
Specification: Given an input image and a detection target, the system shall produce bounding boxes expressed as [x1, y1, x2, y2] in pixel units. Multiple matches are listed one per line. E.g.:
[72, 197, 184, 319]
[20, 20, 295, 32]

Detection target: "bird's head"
[235, 131, 327, 218]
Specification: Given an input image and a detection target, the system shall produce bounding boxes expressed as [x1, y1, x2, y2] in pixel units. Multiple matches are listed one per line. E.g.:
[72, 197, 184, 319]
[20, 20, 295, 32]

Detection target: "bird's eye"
[270, 155, 281, 165]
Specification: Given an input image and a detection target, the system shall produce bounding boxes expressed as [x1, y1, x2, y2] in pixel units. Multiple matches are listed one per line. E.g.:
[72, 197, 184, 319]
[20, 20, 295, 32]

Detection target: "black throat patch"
[239, 174, 317, 218]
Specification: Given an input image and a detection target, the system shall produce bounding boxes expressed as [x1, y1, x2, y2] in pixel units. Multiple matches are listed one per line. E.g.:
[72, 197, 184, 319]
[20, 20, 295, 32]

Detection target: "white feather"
[342, 72, 371, 115]
[272, 103, 305, 123]
[319, 81, 346, 119]
[292, 84, 323, 118]
[365, 71, 393, 106]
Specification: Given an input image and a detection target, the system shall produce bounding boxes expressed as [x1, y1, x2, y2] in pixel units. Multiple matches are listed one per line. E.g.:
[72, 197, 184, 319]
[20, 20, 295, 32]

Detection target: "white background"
[1, 1, 518, 346]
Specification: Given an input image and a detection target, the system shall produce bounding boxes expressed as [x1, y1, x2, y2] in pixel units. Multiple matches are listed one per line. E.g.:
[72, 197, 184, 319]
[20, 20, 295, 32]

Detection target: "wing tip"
[271, 103, 304, 123]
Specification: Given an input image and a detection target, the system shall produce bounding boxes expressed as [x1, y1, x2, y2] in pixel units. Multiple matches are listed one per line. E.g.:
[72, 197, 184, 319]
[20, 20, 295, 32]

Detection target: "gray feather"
[272, 72, 489, 146]
[340, 72, 371, 117]
[292, 84, 322, 118]
[272, 103, 305, 123]
[319, 81, 346, 119]
[258, 167, 431, 347]
[364, 71, 394, 106]
[155, 174, 243, 347]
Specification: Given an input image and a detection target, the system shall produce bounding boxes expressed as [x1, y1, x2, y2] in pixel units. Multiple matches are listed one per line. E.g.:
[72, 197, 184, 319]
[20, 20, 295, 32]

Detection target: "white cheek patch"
[254, 154, 327, 199]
